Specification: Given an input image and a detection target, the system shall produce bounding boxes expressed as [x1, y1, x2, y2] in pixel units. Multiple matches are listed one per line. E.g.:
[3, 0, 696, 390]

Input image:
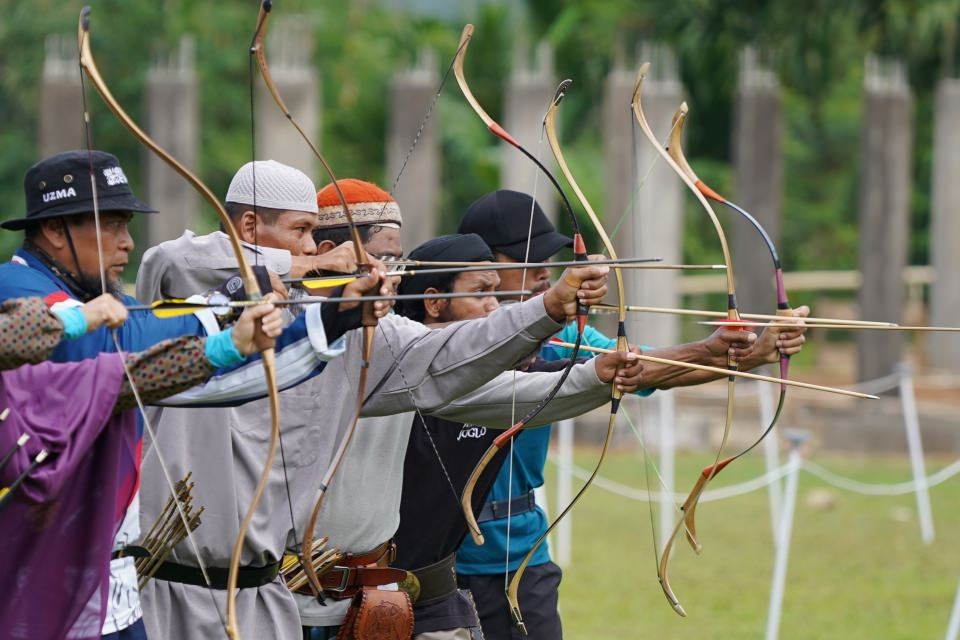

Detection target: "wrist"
[205, 329, 246, 366]
[541, 289, 566, 322]
[53, 306, 89, 339]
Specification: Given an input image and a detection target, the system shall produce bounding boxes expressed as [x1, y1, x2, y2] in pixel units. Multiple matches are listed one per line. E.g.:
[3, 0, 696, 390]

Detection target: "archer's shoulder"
[141, 229, 204, 267]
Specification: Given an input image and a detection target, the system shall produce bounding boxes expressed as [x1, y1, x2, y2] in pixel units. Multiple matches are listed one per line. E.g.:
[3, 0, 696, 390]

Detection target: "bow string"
[631, 61, 741, 617]
[249, 0, 380, 602]
[78, 8, 282, 638]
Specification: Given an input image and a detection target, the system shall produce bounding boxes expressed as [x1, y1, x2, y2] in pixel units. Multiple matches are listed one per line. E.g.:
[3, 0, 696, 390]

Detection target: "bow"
[665, 102, 796, 547]
[632, 62, 741, 616]
[78, 10, 282, 638]
[452, 25, 591, 555]
[249, 0, 379, 601]
[490, 79, 633, 634]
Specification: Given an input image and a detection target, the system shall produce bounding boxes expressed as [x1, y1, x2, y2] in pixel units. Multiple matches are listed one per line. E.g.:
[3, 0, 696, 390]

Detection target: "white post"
[765, 430, 808, 640]
[758, 379, 783, 542]
[897, 363, 935, 544]
[555, 418, 575, 567]
[946, 576, 960, 640]
[658, 390, 676, 549]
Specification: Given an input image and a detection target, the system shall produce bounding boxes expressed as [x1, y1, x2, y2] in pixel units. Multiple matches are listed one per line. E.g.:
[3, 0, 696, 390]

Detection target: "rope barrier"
[548, 455, 960, 503]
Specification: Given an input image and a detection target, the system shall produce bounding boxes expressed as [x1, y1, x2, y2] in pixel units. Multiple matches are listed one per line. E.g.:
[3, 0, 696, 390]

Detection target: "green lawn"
[544, 450, 960, 639]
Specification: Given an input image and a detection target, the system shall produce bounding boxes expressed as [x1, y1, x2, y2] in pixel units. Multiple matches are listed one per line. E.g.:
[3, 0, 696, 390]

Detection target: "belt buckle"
[325, 567, 351, 593]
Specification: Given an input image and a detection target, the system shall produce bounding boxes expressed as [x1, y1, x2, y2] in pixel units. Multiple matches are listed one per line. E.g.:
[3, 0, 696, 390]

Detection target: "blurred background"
[2, 1, 959, 637]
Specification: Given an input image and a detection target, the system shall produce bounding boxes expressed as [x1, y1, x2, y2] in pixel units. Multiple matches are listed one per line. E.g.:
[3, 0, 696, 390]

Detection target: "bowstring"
[341, 37, 467, 509]
[504, 117, 546, 593]
[78, 62, 227, 629]
[247, 37, 302, 572]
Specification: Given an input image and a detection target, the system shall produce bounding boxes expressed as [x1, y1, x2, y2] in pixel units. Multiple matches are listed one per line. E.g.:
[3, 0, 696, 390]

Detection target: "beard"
[75, 272, 125, 301]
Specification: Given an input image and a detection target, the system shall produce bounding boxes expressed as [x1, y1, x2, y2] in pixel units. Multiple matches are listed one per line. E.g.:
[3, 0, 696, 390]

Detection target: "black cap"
[2, 150, 157, 230]
[457, 189, 572, 263]
[395, 234, 494, 318]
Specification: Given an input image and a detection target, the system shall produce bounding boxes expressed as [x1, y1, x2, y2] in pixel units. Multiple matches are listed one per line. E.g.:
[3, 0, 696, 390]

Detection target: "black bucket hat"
[2, 150, 156, 230]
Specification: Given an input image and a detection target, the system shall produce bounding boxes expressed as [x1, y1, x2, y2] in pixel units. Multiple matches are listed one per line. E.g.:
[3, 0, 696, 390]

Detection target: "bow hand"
[744, 305, 810, 367]
[231, 295, 283, 356]
[594, 351, 644, 394]
[543, 263, 610, 321]
[80, 293, 129, 331]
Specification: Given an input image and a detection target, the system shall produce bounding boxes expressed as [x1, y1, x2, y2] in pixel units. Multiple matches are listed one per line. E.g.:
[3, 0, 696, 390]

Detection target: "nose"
[118, 224, 134, 252]
[302, 233, 318, 256]
[484, 296, 500, 314]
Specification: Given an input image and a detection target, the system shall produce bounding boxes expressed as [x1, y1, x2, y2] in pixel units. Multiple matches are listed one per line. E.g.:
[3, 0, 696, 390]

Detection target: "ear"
[316, 239, 338, 255]
[38, 218, 67, 250]
[422, 287, 447, 321]
[237, 210, 258, 244]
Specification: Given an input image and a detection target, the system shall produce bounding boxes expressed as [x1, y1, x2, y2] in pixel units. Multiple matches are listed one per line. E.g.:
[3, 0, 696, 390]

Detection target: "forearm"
[642, 340, 730, 389]
[362, 296, 562, 416]
[0, 298, 65, 369]
[431, 361, 608, 428]
[114, 336, 216, 412]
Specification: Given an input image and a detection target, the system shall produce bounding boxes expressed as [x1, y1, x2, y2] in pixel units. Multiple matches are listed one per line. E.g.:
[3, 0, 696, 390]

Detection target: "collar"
[13, 246, 84, 301]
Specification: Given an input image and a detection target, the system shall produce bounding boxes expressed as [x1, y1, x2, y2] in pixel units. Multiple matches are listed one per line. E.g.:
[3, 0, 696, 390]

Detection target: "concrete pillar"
[387, 49, 440, 252]
[732, 47, 783, 315]
[144, 37, 200, 245]
[857, 55, 912, 381]
[254, 17, 319, 178]
[39, 35, 84, 156]
[607, 47, 687, 448]
[608, 46, 684, 352]
[501, 42, 557, 224]
[926, 78, 960, 369]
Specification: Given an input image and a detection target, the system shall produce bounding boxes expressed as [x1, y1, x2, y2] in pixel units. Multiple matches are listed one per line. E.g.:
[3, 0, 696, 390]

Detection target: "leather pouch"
[339, 587, 413, 640]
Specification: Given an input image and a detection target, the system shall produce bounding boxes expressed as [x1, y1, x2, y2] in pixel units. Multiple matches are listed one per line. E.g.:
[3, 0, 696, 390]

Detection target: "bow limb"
[496, 81, 631, 636]
[666, 104, 793, 548]
[632, 63, 740, 615]
[78, 10, 281, 639]
[250, 0, 376, 601]
[453, 26, 589, 550]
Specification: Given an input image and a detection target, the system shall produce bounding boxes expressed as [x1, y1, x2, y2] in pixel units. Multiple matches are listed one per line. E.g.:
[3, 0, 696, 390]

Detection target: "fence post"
[757, 380, 783, 543]
[765, 430, 808, 640]
[555, 418, 574, 567]
[897, 363, 935, 544]
[946, 576, 960, 640]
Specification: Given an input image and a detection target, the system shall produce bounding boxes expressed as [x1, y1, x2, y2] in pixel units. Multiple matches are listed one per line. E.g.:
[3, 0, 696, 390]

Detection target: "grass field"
[544, 449, 960, 639]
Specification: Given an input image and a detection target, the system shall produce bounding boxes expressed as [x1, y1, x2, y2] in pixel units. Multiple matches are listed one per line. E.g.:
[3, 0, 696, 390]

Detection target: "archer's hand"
[232, 293, 284, 356]
[289, 242, 359, 278]
[81, 294, 128, 331]
[703, 327, 758, 365]
[594, 350, 644, 393]
[339, 262, 391, 319]
[543, 263, 609, 322]
[268, 271, 289, 300]
[752, 305, 810, 365]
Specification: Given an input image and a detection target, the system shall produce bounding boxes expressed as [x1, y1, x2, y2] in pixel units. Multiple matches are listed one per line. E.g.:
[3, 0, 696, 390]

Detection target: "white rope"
[548, 455, 960, 502]
[802, 458, 960, 495]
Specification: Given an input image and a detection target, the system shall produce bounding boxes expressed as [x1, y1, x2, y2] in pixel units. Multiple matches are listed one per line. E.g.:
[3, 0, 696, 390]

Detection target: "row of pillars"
[36, 30, 960, 377]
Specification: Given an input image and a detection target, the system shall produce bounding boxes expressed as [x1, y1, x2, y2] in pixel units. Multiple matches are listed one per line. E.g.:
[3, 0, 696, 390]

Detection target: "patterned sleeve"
[114, 336, 216, 413]
[0, 297, 65, 370]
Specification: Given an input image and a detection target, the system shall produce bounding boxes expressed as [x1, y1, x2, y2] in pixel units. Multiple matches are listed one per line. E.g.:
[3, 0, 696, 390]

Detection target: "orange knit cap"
[315, 178, 402, 229]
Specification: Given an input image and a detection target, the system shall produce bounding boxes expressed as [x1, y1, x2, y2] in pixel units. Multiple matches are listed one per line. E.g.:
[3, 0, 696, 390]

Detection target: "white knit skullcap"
[225, 160, 319, 214]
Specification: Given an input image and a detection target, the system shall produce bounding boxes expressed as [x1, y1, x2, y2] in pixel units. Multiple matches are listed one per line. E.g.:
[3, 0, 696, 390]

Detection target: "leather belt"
[152, 560, 280, 590]
[477, 489, 537, 523]
[111, 545, 150, 560]
[293, 540, 406, 601]
[411, 553, 458, 607]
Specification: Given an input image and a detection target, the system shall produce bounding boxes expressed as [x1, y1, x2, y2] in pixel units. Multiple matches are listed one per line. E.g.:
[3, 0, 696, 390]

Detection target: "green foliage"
[0, 0, 957, 281]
